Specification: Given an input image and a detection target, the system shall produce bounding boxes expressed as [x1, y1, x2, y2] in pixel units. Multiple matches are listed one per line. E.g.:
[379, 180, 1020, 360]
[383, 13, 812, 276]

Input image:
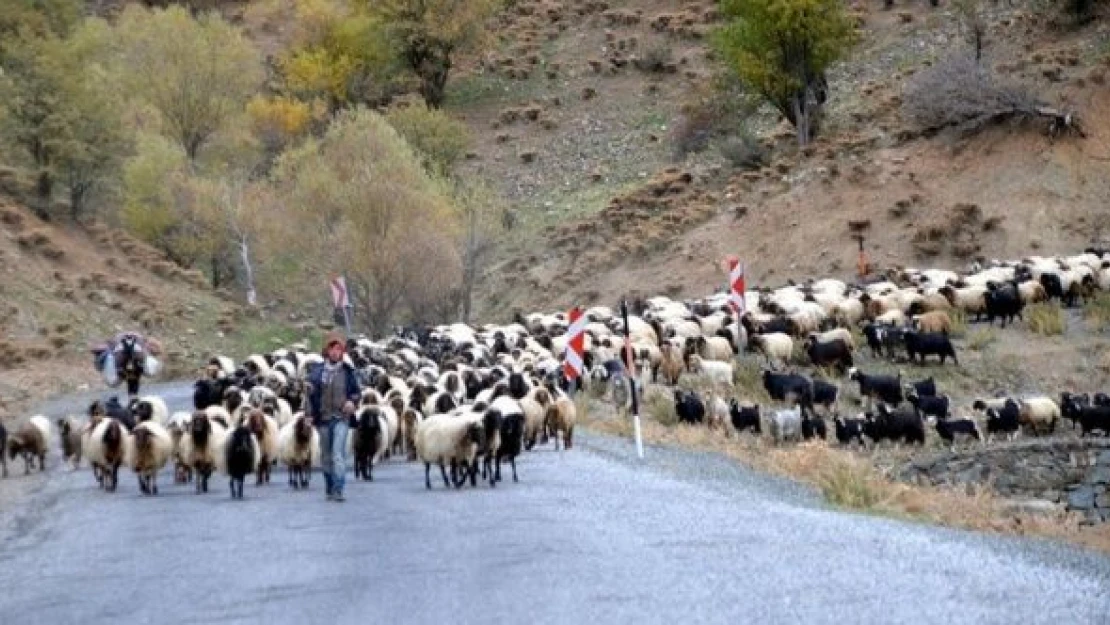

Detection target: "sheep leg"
[151, 472, 158, 495]
[494, 455, 502, 483]
[424, 462, 433, 489]
[510, 457, 519, 483]
[565, 427, 574, 450]
[469, 459, 479, 487]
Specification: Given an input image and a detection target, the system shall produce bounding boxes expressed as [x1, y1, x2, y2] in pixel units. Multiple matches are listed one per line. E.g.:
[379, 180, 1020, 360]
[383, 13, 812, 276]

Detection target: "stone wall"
[897, 439, 1110, 524]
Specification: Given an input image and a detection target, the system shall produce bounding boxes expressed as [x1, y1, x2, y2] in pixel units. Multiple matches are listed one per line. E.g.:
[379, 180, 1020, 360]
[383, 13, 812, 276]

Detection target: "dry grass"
[1083, 293, 1110, 331]
[966, 328, 997, 351]
[1027, 303, 1066, 336]
[579, 406, 1110, 554]
[948, 309, 968, 338]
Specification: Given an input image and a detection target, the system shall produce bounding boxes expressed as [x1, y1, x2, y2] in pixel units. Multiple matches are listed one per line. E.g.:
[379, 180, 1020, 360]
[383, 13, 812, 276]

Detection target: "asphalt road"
[1, 382, 1109, 625]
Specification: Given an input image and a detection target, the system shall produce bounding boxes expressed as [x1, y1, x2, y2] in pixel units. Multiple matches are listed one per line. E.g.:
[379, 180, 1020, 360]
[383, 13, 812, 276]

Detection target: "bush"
[384, 102, 471, 176]
[633, 43, 673, 73]
[966, 328, 996, 351]
[817, 456, 894, 510]
[1027, 303, 1066, 336]
[645, 388, 677, 426]
[1084, 293, 1110, 330]
[902, 54, 1041, 134]
[715, 134, 768, 170]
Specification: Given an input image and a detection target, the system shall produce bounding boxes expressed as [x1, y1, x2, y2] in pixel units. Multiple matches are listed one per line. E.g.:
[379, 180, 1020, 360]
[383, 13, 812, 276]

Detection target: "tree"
[0, 22, 128, 216]
[384, 101, 471, 176]
[451, 179, 504, 323]
[273, 107, 461, 335]
[190, 171, 269, 305]
[712, 0, 857, 146]
[953, 0, 987, 63]
[363, 0, 502, 108]
[114, 5, 264, 163]
[0, 0, 82, 59]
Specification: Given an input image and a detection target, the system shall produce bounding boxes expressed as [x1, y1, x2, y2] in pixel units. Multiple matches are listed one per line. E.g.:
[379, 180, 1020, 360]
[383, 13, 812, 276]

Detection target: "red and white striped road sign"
[562, 306, 587, 380]
[330, 276, 350, 309]
[727, 256, 746, 314]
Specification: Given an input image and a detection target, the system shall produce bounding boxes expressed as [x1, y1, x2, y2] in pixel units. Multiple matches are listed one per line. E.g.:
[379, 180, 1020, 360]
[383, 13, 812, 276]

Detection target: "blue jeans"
[317, 419, 349, 495]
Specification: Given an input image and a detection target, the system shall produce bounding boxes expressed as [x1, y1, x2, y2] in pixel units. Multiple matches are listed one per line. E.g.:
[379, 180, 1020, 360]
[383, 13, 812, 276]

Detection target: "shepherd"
[90, 332, 162, 398]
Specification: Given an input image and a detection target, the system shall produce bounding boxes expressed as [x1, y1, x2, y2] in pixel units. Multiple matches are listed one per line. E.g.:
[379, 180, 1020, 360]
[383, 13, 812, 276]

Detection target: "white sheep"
[1018, 397, 1060, 436]
[278, 416, 320, 490]
[127, 421, 174, 495]
[687, 355, 734, 389]
[544, 390, 577, 451]
[414, 414, 485, 489]
[749, 332, 793, 367]
[180, 412, 228, 494]
[85, 417, 130, 491]
[768, 408, 803, 444]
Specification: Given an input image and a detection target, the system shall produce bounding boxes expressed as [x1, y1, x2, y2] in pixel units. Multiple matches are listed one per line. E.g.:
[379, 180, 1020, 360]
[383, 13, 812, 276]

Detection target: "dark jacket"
[306, 360, 362, 427]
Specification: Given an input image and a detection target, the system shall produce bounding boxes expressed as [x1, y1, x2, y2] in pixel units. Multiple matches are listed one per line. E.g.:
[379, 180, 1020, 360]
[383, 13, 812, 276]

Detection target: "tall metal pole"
[620, 299, 644, 459]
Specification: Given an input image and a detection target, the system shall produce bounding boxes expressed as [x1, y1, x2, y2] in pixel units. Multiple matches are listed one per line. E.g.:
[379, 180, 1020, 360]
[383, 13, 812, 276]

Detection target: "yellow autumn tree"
[272, 107, 461, 334]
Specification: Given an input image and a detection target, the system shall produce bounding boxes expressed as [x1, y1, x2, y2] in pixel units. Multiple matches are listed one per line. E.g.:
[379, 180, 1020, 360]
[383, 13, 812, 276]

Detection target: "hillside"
[0, 196, 304, 420]
[448, 0, 1110, 319]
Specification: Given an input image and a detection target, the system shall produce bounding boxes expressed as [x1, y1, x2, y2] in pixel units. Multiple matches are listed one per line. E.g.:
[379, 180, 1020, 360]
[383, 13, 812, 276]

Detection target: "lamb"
[728, 400, 761, 435]
[85, 417, 129, 491]
[902, 330, 958, 365]
[222, 424, 260, 500]
[673, 389, 705, 425]
[56, 415, 84, 470]
[833, 415, 867, 447]
[747, 332, 794, 367]
[414, 414, 485, 489]
[352, 406, 387, 481]
[7, 416, 51, 474]
[278, 415, 319, 489]
[984, 401, 1021, 442]
[706, 394, 730, 433]
[768, 408, 803, 443]
[804, 336, 853, 372]
[911, 311, 952, 335]
[244, 409, 279, 485]
[127, 421, 173, 496]
[686, 354, 734, 389]
[848, 368, 903, 407]
[906, 390, 951, 420]
[935, 417, 982, 446]
[1018, 396, 1060, 436]
[181, 412, 227, 494]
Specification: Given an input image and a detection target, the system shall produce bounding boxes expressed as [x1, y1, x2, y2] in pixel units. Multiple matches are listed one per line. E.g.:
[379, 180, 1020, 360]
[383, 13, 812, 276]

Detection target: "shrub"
[384, 101, 471, 176]
[633, 43, 673, 73]
[903, 54, 1041, 134]
[1027, 303, 1066, 336]
[966, 328, 996, 351]
[715, 134, 768, 170]
[645, 388, 677, 426]
[817, 455, 895, 510]
[948, 309, 968, 338]
[1083, 293, 1110, 331]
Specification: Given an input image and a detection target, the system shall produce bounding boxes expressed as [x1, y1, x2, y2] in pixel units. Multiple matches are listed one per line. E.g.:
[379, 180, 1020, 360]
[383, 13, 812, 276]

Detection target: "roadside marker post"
[620, 299, 644, 460]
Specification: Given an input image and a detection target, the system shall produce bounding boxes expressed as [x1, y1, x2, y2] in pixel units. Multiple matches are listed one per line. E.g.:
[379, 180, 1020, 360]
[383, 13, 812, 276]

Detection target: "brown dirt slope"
[0, 196, 299, 421]
[458, 0, 1110, 317]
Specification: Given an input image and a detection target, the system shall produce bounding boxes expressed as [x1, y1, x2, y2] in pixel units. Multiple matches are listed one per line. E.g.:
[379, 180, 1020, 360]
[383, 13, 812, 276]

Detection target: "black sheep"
[985, 401, 1020, 441]
[193, 378, 230, 411]
[225, 425, 257, 500]
[728, 400, 761, 435]
[833, 416, 867, 446]
[476, 408, 503, 488]
[801, 415, 827, 441]
[902, 330, 958, 365]
[906, 390, 951, 420]
[804, 337, 853, 372]
[848, 368, 903, 406]
[866, 404, 925, 445]
[984, 284, 1024, 327]
[809, 379, 838, 413]
[673, 390, 705, 425]
[935, 417, 981, 444]
[494, 411, 525, 483]
[762, 371, 814, 413]
[1062, 396, 1110, 437]
[102, 396, 135, 431]
[1039, 273, 1065, 303]
[861, 323, 885, 358]
[908, 376, 937, 397]
[353, 408, 384, 481]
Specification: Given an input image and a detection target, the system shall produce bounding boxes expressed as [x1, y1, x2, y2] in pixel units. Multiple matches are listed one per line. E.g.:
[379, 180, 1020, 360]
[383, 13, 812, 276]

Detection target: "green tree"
[363, 0, 502, 108]
[272, 107, 461, 334]
[384, 101, 471, 176]
[712, 0, 857, 146]
[0, 23, 129, 216]
[121, 133, 207, 265]
[0, 0, 82, 59]
[114, 5, 264, 163]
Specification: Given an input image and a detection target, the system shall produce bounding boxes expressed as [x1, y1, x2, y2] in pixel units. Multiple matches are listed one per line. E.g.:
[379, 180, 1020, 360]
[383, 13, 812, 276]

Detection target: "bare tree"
[903, 54, 1084, 137]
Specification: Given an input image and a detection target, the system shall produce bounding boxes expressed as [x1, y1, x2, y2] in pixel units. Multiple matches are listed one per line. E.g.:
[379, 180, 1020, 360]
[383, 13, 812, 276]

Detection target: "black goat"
[728, 400, 761, 435]
[906, 390, 951, 420]
[226, 425, 258, 500]
[673, 390, 705, 425]
[848, 368, 903, 407]
[833, 416, 867, 446]
[902, 330, 958, 365]
[935, 417, 981, 444]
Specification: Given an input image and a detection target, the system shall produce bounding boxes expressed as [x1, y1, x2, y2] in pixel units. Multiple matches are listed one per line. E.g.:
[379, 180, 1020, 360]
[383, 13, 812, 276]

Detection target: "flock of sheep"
[3, 248, 1110, 495]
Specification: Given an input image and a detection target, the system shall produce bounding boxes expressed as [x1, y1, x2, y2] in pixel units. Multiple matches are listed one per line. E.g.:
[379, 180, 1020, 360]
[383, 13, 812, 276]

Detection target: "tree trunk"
[36, 170, 53, 204]
[238, 235, 257, 307]
[210, 256, 222, 289]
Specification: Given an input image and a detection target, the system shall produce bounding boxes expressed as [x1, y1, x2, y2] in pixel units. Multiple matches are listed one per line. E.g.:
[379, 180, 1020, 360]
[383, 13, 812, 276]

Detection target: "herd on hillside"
[2, 248, 1110, 498]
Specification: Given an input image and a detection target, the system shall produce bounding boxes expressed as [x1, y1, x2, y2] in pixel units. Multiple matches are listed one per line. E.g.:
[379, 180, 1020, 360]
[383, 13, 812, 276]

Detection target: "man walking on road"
[307, 331, 361, 502]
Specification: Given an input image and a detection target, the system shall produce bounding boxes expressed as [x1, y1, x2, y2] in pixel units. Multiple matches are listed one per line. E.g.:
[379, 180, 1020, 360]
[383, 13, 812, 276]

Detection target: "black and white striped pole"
[620, 299, 644, 459]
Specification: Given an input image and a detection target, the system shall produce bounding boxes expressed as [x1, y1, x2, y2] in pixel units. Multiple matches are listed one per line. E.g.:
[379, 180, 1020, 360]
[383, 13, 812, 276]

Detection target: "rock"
[1096, 492, 1110, 508]
[519, 151, 538, 164]
[1001, 499, 1061, 518]
[1067, 485, 1096, 510]
[1090, 465, 1110, 485]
